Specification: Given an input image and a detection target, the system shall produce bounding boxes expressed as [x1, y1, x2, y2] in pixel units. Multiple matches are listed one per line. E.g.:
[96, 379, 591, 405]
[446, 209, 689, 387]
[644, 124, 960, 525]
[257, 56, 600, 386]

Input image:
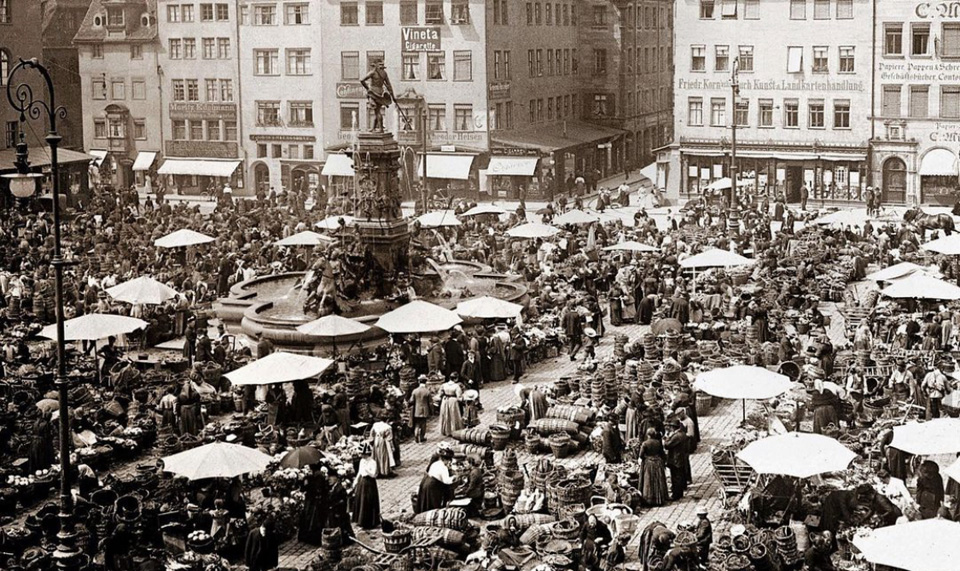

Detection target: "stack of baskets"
[663, 331, 681, 355]
[579, 375, 592, 398]
[499, 465, 525, 514]
[321, 528, 343, 563]
[530, 459, 563, 495]
[603, 362, 618, 406]
[613, 334, 629, 362]
[546, 475, 591, 517]
[591, 376, 606, 408]
[452, 428, 491, 447]
[399, 366, 418, 395]
[774, 526, 801, 567]
[489, 424, 512, 451]
[637, 360, 655, 388]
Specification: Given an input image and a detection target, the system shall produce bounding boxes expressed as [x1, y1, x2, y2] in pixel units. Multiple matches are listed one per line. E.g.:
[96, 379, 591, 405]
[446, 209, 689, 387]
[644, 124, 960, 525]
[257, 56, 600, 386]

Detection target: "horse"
[903, 207, 955, 237]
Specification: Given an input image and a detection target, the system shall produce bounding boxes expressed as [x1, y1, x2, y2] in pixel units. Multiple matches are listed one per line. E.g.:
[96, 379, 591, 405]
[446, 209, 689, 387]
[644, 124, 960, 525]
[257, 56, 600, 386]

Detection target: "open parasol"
[880, 272, 960, 301]
[154, 229, 215, 248]
[864, 261, 936, 282]
[505, 222, 560, 239]
[279, 445, 323, 469]
[417, 211, 461, 228]
[315, 215, 356, 231]
[461, 204, 507, 217]
[296, 314, 371, 355]
[890, 418, 960, 455]
[553, 209, 600, 226]
[923, 234, 960, 256]
[275, 231, 329, 247]
[679, 248, 754, 269]
[693, 365, 793, 419]
[39, 314, 149, 341]
[651, 318, 682, 335]
[225, 352, 335, 386]
[106, 276, 179, 305]
[602, 241, 659, 253]
[736, 432, 857, 478]
[853, 519, 960, 571]
[376, 300, 462, 334]
[161, 442, 273, 480]
[455, 296, 524, 319]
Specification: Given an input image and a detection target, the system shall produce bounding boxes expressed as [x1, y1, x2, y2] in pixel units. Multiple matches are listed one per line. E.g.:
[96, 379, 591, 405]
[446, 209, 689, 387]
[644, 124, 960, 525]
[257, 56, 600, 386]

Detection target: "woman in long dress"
[487, 331, 507, 382]
[624, 393, 641, 443]
[416, 450, 456, 513]
[438, 379, 463, 437]
[351, 449, 381, 529]
[298, 466, 329, 545]
[639, 428, 669, 507]
[371, 421, 396, 477]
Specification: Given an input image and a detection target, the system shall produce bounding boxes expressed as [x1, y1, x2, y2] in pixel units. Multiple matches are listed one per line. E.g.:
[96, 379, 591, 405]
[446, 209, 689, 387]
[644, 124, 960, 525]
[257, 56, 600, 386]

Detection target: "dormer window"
[107, 8, 124, 27]
[141, 13, 152, 27]
[93, 14, 103, 26]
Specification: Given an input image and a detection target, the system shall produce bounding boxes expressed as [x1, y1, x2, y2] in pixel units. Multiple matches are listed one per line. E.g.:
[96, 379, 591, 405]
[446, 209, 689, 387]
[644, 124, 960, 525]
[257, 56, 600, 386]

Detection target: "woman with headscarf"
[371, 421, 396, 478]
[438, 376, 463, 437]
[639, 428, 670, 507]
[325, 470, 354, 539]
[811, 380, 839, 435]
[416, 449, 456, 513]
[298, 465, 329, 545]
[916, 460, 945, 519]
[28, 413, 54, 473]
[624, 393, 642, 443]
[351, 446, 381, 529]
[179, 377, 201, 436]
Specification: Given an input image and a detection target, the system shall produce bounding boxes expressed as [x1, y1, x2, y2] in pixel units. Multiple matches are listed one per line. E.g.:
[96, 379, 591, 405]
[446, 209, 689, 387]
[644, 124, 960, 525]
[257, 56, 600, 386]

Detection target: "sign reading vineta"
[402, 27, 442, 52]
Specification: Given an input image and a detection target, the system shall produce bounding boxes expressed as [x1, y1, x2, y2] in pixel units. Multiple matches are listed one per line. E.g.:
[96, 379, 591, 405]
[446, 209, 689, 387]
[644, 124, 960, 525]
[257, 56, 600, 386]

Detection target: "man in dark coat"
[638, 294, 656, 326]
[244, 522, 280, 571]
[663, 420, 691, 501]
[195, 330, 213, 363]
[410, 377, 432, 443]
[444, 333, 465, 378]
[460, 351, 481, 390]
[563, 302, 583, 360]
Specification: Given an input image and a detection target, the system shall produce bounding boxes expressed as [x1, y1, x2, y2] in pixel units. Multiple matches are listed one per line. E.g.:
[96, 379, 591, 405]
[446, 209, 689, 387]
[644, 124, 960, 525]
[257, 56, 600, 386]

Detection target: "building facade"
[666, 0, 873, 204]
[1, 0, 46, 152]
[42, 0, 94, 152]
[75, 0, 163, 190]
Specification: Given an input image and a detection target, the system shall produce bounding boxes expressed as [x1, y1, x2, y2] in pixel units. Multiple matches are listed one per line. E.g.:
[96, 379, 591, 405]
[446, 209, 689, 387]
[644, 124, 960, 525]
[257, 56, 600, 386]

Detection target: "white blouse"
[357, 457, 378, 479]
[427, 460, 455, 485]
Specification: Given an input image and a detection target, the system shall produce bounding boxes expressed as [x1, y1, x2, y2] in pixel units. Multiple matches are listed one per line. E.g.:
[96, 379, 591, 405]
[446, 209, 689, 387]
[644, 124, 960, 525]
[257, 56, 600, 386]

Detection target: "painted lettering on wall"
[879, 60, 960, 82]
[402, 27, 442, 52]
[916, 2, 960, 18]
[930, 122, 960, 142]
[677, 78, 866, 92]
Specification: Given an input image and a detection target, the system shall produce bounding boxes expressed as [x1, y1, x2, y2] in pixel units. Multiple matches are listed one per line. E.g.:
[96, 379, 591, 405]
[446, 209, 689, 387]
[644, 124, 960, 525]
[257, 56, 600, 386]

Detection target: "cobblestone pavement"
[278, 319, 764, 568]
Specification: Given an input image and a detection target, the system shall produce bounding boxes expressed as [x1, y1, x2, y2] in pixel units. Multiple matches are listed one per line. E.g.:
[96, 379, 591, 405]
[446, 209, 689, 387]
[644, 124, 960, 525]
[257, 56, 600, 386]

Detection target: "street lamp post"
[3, 58, 82, 571]
[730, 56, 740, 209]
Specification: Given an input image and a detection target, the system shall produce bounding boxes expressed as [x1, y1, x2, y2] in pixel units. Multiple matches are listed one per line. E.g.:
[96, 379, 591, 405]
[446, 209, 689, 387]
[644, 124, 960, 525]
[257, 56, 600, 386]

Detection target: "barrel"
[695, 393, 713, 416]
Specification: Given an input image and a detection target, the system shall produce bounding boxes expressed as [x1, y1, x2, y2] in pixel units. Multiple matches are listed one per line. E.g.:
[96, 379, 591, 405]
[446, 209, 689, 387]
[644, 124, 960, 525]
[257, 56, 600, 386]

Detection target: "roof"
[0, 147, 94, 172]
[491, 121, 627, 153]
[74, 0, 158, 44]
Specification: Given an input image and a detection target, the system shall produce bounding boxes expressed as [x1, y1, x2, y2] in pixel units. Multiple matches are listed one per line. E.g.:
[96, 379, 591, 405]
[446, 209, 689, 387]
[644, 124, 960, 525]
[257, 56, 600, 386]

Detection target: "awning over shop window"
[819, 152, 867, 162]
[0, 147, 94, 171]
[728, 150, 820, 161]
[919, 149, 958, 176]
[679, 148, 725, 157]
[491, 121, 626, 153]
[418, 154, 475, 180]
[88, 149, 108, 167]
[321, 154, 355, 177]
[132, 151, 158, 172]
[487, 156, 539, 176]
[157, 159, 241, 177]
[639, 162, 658, 183]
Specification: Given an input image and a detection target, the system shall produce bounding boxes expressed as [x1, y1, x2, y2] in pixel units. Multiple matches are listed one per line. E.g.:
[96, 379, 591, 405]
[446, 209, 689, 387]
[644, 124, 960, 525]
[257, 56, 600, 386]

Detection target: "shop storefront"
[0, 147, 92, 208]
[486, 150, 541, 200]
[156, 158, 242, 196]
[320, 153, 356, 198]
[132, 151, 158, 191]
[418, 152, 480, 200]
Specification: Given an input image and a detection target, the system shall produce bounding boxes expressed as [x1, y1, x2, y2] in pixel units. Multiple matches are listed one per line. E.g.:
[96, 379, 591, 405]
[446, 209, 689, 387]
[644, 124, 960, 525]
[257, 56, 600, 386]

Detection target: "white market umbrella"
[679, 248, 754, 269]
[853, 519, 960, 571]
[945, 456, 960, 483]
[225, 351, 334, 386]
[461, 204, 507, 217]
[106, 276, 178, 305]
[455, 296, 523, 319]
[417, 210, 461, 228]
[890, 418, 960, 455]
[553, 209, 600, 226]
[812, 209, 868, 227]
[602, 241, 659, 253]
[923, 234, 960, 256]
[865, 261, 933, 282]
[694, 365, 793, 419]
[39, 314, 148, 341]
[161, 442, 273, 481]
[506, 222, 560, 239]
[154, 229, 215, 249]
[736, 432, 857, 478]
[880, 272, 960, 301]
[376, 300, 462, 334]
[296, 315, 371, 355]
[315, 215, 356, 231]
[275, 231, 328, 247]
[705, 177, 749, 191]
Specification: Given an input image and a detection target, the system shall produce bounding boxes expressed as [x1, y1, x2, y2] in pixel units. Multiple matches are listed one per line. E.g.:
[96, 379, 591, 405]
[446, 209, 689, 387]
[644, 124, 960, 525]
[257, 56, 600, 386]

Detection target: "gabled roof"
[74, 0, 158, 44]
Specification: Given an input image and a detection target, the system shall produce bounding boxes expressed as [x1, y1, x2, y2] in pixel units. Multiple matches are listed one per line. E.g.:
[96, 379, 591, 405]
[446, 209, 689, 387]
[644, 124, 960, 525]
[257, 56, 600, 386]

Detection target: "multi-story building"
[42, 0, 94, 152]
[239, 0, 321, 193]
[75, 0, 163, 189]
[665, 0, 873, 204]
[1, 0, 46, 152]
[158, 0, 242, 194]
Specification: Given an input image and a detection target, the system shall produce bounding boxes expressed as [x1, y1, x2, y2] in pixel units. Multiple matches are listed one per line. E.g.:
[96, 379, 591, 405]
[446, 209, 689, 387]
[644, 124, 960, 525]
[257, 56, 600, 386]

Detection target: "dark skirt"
[416, 475, 450, 514]
[351, 476, 381, 529]
[180, 404, 201, 436]
[812, 405, 838, 434]
[298, 497, 325, 545]
[640, 457, 669, 507]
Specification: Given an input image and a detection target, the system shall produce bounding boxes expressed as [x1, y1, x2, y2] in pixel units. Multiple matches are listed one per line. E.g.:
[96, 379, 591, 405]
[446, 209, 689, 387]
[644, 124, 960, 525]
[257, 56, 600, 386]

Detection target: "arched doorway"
[253, 163, 270, 194]
[882, 157, 907, 204]
[290, 166, 319, 193]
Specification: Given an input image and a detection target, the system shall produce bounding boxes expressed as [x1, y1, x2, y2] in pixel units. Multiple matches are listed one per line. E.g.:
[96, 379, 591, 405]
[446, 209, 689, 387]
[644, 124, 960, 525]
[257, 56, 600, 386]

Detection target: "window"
[454, 51, 472, 81]
[257, 143, 268, 158]
[257, 101, 282, 126]
[287, 49, 311, 75]
[528, 99, 535, 123]
[224, 121, 237, 140]
[813, 46, 828, 72]
[0, 0, 9, 23]
[428, 104, 446, 130]
[547, 49, 554, 75]
[563, 4, 569, 25]
[241, 5, 249, 23]
[454, 105, 473, 131]
[94, 120, 107, 139]
[814, 0, 829, 19]
[790, 0, 805, 19]
[131, 45, 143, 59]
[732, 46, 753, 73]
[286, 144, 298, 159]
[572, 48, 578, 74]
[190, 120, 203, 140]
[910, 85, 929, 118]
[885, 24, 903, 56]
[366, 1, 383, 24]
[304, 145, 314, 159]
[809, 100, 825, 128]
[92, 44, 103, 59]
[535, 3, 541, 24]
[286, 3, 309, 24]
[699, 0, 714, 19]
[710, 98, 726, 126]
[255, 49, 279, 75]
[289, 101, 314, 126]
[341, 2, 358, 25]
[207, 121, 221, 141]
[913, 24, 930, 56]
[691, 45, 706, 71]
[942, 86, 960, 118]
[563, 49, 569, 75]
[172, 120, 186, 139]
[536, 49, 543, 75]
[183, 38, 196, 59]
[784, 99, 799, 127]
[216, 3, 229, 20]
[837, 0, 852, 18]
[132, 79, 146, 100]
[220, 79, 233, 101]
[592, 5, 606, 25]
[787, 46, 803, 73]
[402, 53, 419, 80]
[883, 85, 901, 117]
[721, 0, 737, 18]
[715, 45, 729, 71]
[493, 51, 502, 80]
[504, 50, 511, 78]
[186, 79, 199, 101]
[401, 0, 418, 24]
[108, 118, 125, 138]
[688, 97, 703, 126]
[107, 7, 124, 26]
[218, 38, 230, 59]
[545, 2, 552, 24]
[425, 1, 444, 24]
[203, 38, 215, 59]
[254, 4, 276, 24]
[528, 50, 535, 77]
[547, 97, 554, 120]
[494, 0, 509, 25]
[744, 0, 759, 19]
[428, 52, 445, 80]
[833, 100, 850, 128]
[839, 46, 855, 72]
[526, 2, 533, 25]
[172, 79, 185, 101]
[944, 24, 960, 58]
[734, 99, 749, 126]
[129, 119, 145, 140]
[272, 145, 282, 158]
[759, 99, 773, 126]
[111, 79, 125, 100]
[594, 49, 607, 75]
[201, 3, 214, 20]
[593, 94, 608, 116]
[205, 79, 218, 101]
[451, 1, 470, 24]
[342, 51, 360, 80]
[340, 103, 360, 129]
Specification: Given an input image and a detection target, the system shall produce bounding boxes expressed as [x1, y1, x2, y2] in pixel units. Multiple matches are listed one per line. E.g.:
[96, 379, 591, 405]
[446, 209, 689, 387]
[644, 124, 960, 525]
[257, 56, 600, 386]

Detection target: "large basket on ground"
[546, 476, 592, 516]
[489, 424, 512, 451]
[451, 428, 491, 446]
[410, 507, 470, 532]
[531, 418, 580, 436]
[383, 528, 412, 553]
[546, 405, 596, 425]
[548, 433, 572, 458]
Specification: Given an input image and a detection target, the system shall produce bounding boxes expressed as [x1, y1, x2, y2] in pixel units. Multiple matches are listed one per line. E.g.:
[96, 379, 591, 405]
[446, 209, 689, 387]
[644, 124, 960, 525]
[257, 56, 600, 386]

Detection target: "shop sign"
[402, 27, 441, 52]
[879, 60, 960, 82]
[489, 82, 511, 100]
[396, 130, 486, 145]
[929, 121, 960, 142]
[916, 2, 960, 18]
[169, 103, 237, 121]
[337, 83, 367, 99]
[250, 134, 316, 143]
[491, 147, 540, 157]
[164, 141, 238, 158]
[677, 77, 865, 92]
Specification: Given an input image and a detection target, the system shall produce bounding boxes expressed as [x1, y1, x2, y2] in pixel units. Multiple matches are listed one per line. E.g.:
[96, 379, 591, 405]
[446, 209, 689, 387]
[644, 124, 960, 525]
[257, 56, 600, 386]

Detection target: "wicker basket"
[532, 418, 580, 436]
[546, 405, 596, 425]
[489, 424, 512, 451]
[525, 430, 543, 454]
[551, 518, 581, 541]
[383, 528, 412, 554]
[548, 433, 572, 458]
[546, 476, 591, 516]
[452, 428, 491, 446]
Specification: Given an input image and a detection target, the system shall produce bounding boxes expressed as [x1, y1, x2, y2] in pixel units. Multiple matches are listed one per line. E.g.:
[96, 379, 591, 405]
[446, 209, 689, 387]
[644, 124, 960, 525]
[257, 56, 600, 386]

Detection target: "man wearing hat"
[663, 418, 691, 501]
[694, 509, 712, 565]
[410, 376, 432, 443]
